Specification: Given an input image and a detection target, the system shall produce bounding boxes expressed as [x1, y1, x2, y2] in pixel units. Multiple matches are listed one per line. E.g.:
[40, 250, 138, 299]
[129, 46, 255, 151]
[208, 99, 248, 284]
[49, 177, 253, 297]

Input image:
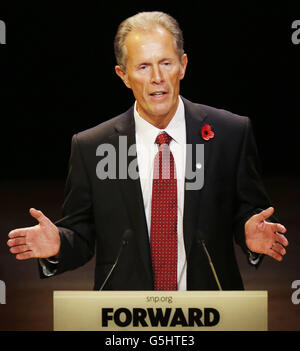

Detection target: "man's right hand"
[7, 208, 61, 260]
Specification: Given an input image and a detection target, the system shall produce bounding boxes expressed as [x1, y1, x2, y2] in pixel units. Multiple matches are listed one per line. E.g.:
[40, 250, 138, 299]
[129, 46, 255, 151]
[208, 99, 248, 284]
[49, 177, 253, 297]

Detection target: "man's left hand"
[245, 207, 288, 261]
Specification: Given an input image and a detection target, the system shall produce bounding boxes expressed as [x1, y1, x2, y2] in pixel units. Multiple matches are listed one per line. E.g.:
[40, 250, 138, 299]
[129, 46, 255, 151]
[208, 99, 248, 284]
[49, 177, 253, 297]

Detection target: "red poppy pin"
[201, 124, 215, 141]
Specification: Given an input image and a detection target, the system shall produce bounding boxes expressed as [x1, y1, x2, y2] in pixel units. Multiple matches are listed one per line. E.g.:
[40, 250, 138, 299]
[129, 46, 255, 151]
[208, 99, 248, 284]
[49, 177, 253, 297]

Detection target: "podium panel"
[53, 290, 267, 331]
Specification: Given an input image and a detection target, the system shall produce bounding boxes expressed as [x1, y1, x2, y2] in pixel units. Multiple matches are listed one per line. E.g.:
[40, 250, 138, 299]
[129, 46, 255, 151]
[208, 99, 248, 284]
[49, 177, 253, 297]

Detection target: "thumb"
[29, 208, 48, 225]
[256, 207, 274, 222]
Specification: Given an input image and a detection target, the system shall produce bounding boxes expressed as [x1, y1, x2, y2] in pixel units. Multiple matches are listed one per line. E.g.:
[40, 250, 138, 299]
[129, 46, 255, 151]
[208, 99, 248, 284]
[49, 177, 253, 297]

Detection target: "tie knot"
[155, 132, 172, 146]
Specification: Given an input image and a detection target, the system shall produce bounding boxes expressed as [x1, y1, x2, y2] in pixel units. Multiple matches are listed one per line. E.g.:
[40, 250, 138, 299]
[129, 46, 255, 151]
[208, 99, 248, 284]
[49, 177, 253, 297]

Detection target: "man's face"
[115, 26, 188, 126]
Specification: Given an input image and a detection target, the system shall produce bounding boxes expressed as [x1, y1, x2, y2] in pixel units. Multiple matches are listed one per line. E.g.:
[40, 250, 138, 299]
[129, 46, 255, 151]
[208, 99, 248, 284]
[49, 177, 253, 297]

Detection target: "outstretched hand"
[245, 207, 288, 261]
[7, 208, 60, 260]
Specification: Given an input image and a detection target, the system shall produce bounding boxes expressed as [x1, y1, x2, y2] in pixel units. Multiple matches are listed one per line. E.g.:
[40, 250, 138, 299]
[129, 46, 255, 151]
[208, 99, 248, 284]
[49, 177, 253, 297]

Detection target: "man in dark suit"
[7, 11, 288, 291]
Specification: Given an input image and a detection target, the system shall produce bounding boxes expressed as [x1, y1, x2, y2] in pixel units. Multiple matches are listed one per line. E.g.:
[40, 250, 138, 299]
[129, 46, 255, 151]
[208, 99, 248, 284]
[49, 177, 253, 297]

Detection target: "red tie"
[150, 132, 177, 291]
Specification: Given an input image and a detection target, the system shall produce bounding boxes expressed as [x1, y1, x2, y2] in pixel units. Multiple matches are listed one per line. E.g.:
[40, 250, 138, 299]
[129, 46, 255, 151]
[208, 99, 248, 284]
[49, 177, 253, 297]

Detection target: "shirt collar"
[134, 96, 185, 145]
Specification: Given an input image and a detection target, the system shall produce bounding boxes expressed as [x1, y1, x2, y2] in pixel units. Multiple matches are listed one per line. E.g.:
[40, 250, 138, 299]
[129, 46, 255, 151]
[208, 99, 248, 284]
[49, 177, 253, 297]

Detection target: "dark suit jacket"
[40, 97, 274, 290]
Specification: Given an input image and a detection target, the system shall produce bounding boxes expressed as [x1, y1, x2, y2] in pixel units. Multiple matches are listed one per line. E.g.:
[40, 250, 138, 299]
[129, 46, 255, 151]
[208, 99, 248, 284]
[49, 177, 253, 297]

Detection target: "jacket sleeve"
[234, 117, 277, 267]
[39, 134, 96, 278]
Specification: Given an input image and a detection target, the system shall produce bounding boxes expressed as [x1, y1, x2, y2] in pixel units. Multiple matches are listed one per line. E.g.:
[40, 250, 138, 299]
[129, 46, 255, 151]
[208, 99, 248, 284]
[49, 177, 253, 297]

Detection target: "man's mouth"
[150, 91, 168, 96]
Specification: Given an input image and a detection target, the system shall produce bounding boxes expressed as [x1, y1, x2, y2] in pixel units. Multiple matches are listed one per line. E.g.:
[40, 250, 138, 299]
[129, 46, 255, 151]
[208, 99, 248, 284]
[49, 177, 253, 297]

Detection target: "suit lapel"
[182, 97, 210, 261]
[111, 107, 153, 287]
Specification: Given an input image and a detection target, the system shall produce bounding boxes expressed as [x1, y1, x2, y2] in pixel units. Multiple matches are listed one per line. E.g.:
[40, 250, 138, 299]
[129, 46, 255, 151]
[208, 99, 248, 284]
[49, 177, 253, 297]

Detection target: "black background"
[1, 1, 299, 180]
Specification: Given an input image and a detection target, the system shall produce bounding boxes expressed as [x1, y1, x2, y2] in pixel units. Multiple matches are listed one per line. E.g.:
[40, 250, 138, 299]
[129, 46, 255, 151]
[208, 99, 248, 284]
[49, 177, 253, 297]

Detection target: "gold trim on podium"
[53, 290, 267, 331]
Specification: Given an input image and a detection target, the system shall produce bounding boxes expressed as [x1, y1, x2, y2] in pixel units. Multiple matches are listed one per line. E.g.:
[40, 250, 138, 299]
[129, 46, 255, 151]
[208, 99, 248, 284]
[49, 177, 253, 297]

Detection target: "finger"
[10, 244, 29, 254]
[256, 207, 274, 222]
[271, 223, 287, 234]
[7, 237, 26, 247]
[267, 248, 283, 262]
[29, 208, 49, 225]
[8, 228, 27, 239]
[275, 232, 289, 247]
[271, 243, 286, 256]
[16, 251, 34, 260]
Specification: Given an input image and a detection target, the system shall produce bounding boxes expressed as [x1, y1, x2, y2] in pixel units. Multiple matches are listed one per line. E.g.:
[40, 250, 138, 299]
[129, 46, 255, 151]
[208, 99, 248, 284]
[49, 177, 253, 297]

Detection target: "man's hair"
[114, 11, 184, 72]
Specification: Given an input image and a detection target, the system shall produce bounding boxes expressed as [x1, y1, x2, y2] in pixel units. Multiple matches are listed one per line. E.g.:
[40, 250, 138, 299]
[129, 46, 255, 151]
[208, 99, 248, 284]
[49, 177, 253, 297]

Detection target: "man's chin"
[149, 102, 174, 117]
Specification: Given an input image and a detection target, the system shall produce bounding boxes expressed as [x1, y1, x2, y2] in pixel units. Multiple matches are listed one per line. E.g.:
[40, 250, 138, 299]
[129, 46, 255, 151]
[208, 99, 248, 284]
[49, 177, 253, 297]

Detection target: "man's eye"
[163, 62, 170, 66]
[140, 65, 147, 70]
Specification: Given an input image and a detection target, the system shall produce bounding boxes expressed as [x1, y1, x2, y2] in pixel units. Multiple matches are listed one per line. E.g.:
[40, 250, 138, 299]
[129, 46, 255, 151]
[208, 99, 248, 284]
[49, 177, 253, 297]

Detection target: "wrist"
[51, 227, 61, 259]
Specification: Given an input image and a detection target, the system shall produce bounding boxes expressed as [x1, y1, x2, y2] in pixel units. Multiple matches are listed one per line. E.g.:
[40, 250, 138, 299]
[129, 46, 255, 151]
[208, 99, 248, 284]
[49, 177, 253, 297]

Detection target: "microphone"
[197, 232, 223, 291]
[99, 229, 133, 291]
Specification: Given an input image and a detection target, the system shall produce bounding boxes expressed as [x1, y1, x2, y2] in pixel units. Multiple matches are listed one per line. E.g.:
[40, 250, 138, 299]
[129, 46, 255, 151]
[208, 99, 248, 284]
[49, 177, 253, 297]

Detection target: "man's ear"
[179, 54, 188, 80]
[115, 65, 131, 89]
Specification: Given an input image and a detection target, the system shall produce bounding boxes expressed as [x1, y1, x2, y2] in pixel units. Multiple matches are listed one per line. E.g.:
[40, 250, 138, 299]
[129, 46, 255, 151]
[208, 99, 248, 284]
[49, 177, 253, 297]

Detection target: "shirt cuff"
[47, 257, 59, 264]
[39, 258, 58, 277]
[247, 250, 262, 265]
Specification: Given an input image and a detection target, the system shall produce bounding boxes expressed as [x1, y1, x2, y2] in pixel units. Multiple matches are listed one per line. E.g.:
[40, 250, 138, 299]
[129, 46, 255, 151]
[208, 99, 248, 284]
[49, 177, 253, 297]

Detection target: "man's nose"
[151, 65, 164, 84]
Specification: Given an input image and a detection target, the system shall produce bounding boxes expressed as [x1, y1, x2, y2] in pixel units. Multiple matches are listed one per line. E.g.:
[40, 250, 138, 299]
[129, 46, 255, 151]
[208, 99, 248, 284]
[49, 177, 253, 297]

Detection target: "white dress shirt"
[134, 96, 187, 290]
